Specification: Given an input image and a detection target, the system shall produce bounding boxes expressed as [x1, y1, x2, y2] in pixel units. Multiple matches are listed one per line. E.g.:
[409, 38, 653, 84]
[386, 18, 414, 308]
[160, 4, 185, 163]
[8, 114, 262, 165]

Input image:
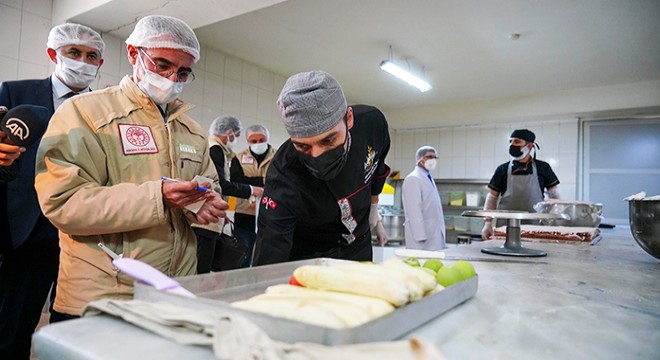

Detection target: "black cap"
[510, 129, 535, 143]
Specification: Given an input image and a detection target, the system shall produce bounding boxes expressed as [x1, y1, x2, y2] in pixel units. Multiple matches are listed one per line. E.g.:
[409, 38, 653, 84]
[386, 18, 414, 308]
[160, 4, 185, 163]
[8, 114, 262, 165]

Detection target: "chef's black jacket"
[253, 105, 391, 265]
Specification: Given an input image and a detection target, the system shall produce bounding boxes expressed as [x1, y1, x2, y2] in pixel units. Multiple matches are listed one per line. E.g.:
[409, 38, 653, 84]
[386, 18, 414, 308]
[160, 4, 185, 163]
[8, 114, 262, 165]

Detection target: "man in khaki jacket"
[35, 15, 227, 319]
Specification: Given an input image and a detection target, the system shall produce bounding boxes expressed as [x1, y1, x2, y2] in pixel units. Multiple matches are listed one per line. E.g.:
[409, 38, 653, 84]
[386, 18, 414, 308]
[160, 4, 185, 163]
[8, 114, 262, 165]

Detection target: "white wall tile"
[274, 74, 287, 94]
[18, 61, 48, 79]
[242, 62, 259, 87]
[559, 119, 579, 154]
[452, 156, 466, 178]
[451, 127, 467, 158]
[258, 68, 274, 91]
[240, 84, 258, 119]
[19, 11, 50, 64]
[257, 88, 275, 121]
[479, 125, 496, 157]
[181, 69, 205, 105]
[0, 5, 21, 59]
[119, 46, 132, 78]
[413, 131, 427, 152]
[437, 129, 453, 157]
[540, 122, 560, 151]
[203, 72, 224, 110]
[23, 0, 51, 19]
[0, 55, 18, 80]
[99, 33, 122, 77]
[464, 127, 480, 156]
[222, 78, 242, 115]
[437, 158, 452, 178]
[479, 156, 495, 179]
[224, 56, 242, 81]
[0, 0, 22, 8]
[393, 129, 403, 160]
[558, 153, 578, 184]
[96, 73, 119, 90]
[204, 47, 225, 76]
[464, 156, 480, 178]
[401, 132, 416, 164]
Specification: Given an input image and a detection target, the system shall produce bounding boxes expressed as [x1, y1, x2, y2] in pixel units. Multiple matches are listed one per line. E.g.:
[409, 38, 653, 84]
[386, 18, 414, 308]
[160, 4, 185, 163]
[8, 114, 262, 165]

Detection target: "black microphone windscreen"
[0, 104, 50, 147]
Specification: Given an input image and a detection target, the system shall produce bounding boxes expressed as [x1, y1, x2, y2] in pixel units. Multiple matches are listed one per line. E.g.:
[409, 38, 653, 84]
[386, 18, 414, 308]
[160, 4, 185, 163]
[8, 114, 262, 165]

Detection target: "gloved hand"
[374, 221, 388, 246]
[481, 220, 492, 240]
[368, 203, 381, 230]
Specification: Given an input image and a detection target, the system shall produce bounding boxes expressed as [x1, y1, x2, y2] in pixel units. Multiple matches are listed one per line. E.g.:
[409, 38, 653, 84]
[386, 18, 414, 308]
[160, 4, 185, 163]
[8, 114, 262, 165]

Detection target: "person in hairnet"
[481, 129, 560, 239]
[194, 116, 263, 273]
[34, 15, 227, 321]
[0, 23, 105, 358]
[253, 71, 390, 265]
[230, 124, 276, 267]
[401, 146, 446, 250]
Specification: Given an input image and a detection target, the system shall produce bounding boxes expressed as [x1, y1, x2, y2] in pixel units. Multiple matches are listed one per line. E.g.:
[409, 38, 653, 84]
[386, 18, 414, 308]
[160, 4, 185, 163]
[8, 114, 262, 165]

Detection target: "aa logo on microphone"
[4, 118, 30, 141]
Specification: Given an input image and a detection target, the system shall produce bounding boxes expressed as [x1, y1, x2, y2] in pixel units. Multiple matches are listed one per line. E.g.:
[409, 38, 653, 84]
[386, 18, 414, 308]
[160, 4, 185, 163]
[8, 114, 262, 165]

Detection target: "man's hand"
[374, 221, 389, 246]
[0, 131, 25, 166]
[252, 186, 263, 198]
[481, 220, 493, 240]
[195, 194, 228, 225]
[162, 178, 212, 208]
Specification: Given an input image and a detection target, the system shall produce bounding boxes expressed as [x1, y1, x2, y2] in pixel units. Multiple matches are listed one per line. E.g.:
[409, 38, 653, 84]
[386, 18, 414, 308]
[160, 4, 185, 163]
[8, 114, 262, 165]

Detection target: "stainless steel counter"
[33, 227, 659, 359]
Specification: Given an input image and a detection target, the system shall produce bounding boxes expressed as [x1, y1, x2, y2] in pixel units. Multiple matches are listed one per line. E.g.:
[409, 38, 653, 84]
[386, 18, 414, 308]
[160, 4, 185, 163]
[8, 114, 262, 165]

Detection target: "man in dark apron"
[481, 129, 561, 239]
[253, 71, 390, 265]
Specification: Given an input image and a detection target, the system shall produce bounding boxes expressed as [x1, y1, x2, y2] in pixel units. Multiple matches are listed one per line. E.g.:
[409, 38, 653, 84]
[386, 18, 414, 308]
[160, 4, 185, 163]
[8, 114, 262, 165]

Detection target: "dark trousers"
[194, 227, 220, 274]
[0, 235, 59, 360]
[234, 214, 257, 268]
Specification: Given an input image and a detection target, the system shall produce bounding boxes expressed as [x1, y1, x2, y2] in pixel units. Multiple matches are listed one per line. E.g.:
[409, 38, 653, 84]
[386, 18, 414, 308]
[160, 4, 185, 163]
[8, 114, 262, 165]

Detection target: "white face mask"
[424, 158, 437, 171]
[55, 55, 99, 89]
[250, 142, 269, 155]
[135, 54, 184, 105]
[226, 137, 237, 150]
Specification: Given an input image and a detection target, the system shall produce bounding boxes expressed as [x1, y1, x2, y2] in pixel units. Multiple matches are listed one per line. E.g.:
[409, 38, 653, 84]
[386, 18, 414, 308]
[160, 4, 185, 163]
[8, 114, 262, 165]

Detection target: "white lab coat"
[402, 166, 446, 250]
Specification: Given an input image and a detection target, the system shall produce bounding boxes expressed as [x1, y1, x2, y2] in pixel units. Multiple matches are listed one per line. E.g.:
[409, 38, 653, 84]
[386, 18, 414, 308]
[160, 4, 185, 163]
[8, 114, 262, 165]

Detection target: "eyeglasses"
[139, 48, 195, 84]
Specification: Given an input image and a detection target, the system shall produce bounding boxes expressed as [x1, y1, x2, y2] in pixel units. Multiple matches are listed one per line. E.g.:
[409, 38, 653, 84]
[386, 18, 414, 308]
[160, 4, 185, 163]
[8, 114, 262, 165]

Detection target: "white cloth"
[402, 166, 446, 250]
[83, 299, 445, 360]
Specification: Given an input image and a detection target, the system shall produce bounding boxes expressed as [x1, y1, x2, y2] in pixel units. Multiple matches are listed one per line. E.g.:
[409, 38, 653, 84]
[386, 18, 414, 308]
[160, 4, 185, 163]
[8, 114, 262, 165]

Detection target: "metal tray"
[134, 258, 478, 345]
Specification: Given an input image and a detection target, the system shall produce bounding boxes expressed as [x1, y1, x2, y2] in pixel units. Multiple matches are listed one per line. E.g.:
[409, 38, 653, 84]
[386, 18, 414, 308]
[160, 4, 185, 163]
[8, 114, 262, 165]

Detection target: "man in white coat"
[402, 146, 446, 250]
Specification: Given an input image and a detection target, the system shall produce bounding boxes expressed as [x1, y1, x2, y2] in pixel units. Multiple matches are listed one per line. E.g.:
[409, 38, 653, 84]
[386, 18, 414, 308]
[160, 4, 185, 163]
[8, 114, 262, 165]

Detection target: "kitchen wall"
[388, 119, 579, 200]
[3, 0, 654, 204]
[0, 0, 289, 152]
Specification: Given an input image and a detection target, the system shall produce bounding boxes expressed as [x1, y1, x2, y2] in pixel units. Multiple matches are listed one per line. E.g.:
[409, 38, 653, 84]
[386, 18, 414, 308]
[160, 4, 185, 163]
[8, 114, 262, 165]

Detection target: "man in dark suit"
[0, 23, 104, 359]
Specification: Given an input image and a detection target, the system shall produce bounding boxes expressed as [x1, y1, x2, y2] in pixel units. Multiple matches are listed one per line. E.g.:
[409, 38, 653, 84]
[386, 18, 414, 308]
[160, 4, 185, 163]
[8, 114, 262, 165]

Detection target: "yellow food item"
[383, 258, 438, 293]
[293, 264, 415, 306]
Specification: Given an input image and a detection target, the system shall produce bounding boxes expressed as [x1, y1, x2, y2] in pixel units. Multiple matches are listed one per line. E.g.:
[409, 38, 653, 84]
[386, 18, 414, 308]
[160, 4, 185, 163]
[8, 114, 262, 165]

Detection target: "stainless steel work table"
[33, 227, 659, 359]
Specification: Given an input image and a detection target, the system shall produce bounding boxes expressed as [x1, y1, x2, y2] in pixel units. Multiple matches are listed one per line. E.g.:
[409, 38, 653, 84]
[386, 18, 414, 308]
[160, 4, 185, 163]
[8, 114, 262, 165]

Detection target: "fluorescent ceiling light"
[379, 60, 432, 92]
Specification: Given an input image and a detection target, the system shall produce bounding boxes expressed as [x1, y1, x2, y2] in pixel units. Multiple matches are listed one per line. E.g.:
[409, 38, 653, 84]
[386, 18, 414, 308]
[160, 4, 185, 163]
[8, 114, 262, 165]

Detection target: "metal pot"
[381, 214, 405, 239]
[534, 200, 603, 227]
[628, 200, 660, 259]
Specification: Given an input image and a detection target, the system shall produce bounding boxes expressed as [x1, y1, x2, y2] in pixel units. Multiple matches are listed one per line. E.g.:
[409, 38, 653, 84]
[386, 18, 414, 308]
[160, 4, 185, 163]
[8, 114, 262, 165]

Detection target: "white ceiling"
[70, 0, 660, 111]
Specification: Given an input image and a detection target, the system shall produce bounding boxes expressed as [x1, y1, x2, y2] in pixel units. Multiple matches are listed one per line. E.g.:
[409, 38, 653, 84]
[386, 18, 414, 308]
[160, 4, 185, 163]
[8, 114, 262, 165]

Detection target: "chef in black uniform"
[481, 129, 560, 239]
[253, 71, 390, 265]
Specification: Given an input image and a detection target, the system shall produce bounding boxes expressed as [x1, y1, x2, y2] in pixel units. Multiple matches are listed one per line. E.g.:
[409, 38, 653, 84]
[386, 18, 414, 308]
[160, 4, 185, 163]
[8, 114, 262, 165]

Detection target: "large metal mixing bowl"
[534, 200, 603, 227]
[628, 200, 660, 259]
[381, 214, 405, 239]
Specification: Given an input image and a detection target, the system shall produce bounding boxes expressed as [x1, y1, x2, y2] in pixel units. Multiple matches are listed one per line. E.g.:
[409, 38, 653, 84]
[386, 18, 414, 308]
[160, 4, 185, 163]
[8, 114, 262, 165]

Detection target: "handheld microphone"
[0, 104, 50, 147]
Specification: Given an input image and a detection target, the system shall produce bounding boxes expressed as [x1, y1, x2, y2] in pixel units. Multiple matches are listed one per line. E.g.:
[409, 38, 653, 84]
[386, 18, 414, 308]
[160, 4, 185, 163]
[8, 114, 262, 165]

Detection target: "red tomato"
[289, 275, 303, 287]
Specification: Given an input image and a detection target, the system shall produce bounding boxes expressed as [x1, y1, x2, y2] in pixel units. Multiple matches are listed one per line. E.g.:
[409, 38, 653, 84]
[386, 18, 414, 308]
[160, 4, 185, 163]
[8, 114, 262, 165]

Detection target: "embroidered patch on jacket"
[363, 145, 378, 183]
[338, 198, 357, 243]
[261, 196, 277, 210]
[241, 154, 255, 164]
[118, 124, 158, 155]
[179, 144, 197, 154]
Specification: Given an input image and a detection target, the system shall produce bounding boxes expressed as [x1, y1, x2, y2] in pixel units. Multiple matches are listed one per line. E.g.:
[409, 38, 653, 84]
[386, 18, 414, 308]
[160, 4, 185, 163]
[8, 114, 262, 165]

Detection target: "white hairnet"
[416, 146, 437, 162]
[209, 115, 242, 136]
[125, 15, 200, 63]
[46, 23, 105, 56]
[246, 124, 270, 141]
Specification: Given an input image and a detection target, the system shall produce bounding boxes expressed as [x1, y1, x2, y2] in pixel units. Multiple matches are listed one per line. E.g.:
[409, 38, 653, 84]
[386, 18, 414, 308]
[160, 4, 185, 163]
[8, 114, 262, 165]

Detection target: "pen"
[161, 176, 210, 192]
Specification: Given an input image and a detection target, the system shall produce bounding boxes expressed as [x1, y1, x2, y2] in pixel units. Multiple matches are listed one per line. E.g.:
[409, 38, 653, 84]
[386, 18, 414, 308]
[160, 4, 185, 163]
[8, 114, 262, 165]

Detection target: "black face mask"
[509, 144, 523, 158]
[298, 123, 351, 181]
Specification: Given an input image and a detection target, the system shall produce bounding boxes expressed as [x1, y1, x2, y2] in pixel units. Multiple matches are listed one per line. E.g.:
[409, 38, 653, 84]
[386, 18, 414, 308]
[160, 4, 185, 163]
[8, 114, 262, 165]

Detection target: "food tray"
[134, 258, 478, 345]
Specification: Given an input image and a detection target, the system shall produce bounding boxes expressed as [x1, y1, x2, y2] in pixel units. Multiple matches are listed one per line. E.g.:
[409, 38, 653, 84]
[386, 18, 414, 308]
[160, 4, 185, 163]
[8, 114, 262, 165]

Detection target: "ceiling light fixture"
[379, 46, 432, 92]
